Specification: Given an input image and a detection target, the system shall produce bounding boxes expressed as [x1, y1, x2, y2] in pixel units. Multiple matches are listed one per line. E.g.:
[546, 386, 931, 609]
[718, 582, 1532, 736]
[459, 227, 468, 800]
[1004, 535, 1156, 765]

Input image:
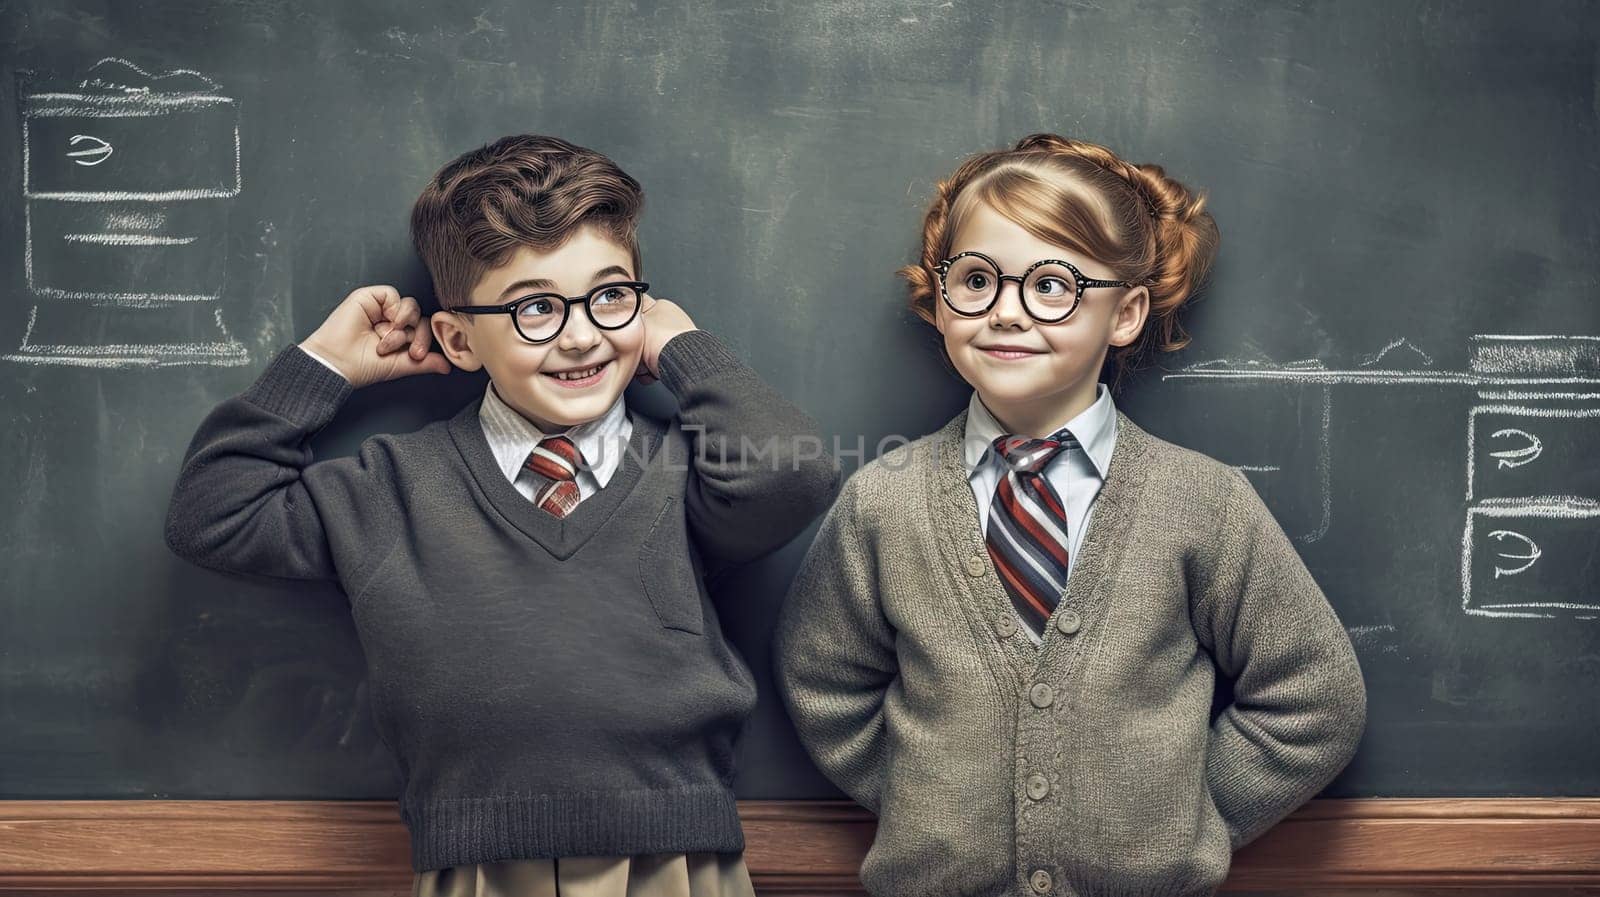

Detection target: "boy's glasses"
[453, 281, 649, 344]
[935, 251, 1136, 323]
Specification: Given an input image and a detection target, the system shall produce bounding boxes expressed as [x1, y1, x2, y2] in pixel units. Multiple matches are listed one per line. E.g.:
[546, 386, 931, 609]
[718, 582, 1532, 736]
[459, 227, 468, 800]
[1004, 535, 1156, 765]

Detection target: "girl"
[773, 134, 1367, 897]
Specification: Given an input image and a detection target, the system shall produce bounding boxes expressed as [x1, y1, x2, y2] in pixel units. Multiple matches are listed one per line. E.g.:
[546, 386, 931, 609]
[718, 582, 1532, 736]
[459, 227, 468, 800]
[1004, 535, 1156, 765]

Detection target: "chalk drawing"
[4, 57, 248, 367]
[1166, 335, 1600, 620]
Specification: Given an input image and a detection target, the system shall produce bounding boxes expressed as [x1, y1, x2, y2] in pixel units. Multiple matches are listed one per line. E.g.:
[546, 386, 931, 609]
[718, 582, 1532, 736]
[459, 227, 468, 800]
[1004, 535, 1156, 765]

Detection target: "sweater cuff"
[240, 344, 355, 431]
[656, 329, 749, 394]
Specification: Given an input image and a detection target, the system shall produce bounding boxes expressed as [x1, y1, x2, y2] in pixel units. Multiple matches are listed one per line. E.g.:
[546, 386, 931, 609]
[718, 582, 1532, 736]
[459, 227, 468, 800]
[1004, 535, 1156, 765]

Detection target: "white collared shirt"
[295, 343, 633, 504]
[963, 382, 1118, 641]
[478, 381, 633, 503]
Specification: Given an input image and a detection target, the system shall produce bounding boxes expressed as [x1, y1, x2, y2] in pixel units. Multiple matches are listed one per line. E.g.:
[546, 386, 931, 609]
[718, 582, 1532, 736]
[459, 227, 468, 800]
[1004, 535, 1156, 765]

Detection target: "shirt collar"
[962, 382, 1118, 480]
[479, 380, 630, 484]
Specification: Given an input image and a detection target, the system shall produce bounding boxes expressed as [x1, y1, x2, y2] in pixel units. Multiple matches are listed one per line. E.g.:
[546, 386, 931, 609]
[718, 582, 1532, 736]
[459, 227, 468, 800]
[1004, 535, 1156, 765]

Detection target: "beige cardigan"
[773, 407, 1367, 897]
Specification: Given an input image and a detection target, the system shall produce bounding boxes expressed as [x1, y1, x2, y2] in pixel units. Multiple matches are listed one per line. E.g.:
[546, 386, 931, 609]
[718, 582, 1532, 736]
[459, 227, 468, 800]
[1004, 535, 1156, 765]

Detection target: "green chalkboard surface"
[2, 0, 1597, 802]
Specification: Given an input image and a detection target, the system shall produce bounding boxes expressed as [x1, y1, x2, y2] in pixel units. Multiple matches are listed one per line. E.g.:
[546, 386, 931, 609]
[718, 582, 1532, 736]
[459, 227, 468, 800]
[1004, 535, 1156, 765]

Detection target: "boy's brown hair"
[411, 135, 644, 311]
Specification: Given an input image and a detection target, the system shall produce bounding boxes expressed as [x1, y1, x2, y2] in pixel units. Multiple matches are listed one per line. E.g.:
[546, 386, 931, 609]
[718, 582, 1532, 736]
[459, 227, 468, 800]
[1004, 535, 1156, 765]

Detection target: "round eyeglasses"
[453, 281, 648, 344]
[935, 251, 1139, 323]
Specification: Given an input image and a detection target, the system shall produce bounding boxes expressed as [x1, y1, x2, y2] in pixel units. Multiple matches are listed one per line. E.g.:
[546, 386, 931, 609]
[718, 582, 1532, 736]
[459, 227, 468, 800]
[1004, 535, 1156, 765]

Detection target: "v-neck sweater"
[773, 407, 1367, 897]
[165, 330, 841, 871]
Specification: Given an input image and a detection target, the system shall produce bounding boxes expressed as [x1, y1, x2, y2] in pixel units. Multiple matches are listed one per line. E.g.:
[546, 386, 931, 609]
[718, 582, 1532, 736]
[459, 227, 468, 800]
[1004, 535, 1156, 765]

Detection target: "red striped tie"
[524, 435, 584, 518]
[984, 432, 1076, 637]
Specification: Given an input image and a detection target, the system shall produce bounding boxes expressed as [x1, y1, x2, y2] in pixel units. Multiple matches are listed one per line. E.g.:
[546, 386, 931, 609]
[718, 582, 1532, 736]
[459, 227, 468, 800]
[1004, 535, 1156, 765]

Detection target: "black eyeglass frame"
[935, 251, 1140, 323]
[452, 280, 650, 344]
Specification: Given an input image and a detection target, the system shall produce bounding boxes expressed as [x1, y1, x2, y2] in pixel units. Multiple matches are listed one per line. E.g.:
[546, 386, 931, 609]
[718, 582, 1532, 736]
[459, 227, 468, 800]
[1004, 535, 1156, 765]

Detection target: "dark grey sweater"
[164, 330, 840, 871]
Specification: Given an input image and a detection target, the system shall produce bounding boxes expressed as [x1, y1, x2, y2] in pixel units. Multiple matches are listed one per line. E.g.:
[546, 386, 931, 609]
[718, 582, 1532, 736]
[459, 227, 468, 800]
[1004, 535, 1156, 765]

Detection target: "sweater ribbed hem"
[656, 329, 748, 395]
[240, 344, 354, 430]
[403, 784, 746, 872]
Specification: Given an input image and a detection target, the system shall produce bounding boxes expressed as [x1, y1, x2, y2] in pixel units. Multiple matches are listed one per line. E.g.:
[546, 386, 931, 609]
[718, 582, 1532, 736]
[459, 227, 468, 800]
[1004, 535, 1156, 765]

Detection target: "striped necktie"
[523, 434, 584, 518]
[985, 431, 1078, 638]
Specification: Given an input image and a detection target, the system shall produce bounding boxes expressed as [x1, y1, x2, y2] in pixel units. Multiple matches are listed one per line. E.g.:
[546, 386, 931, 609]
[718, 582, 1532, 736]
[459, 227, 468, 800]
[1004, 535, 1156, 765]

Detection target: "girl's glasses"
[453, 281, 648, 344]
[935, 252, 1136, 323]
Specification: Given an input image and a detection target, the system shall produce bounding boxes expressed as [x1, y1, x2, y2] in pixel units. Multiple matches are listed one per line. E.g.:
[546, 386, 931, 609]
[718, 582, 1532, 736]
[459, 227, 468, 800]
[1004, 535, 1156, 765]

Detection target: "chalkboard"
[2, 0, 1597, 805]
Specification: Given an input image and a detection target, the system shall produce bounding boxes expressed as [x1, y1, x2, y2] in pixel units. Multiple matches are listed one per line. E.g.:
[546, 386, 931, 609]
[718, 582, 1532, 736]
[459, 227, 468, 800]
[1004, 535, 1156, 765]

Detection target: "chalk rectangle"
[27, 200, 227, 302]
[1469, 335, 1600, 376]
[1468, 405, 1600, 501]
[23, 91, 239, 199]
[1462, 500, 1600, 618]
[12, 297, 245, 361]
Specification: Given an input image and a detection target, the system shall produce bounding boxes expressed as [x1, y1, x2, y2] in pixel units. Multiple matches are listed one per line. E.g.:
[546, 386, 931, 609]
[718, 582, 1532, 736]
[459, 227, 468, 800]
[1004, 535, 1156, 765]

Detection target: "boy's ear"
[1108, 286, 1149, 348]
[432, 312, 483, 372]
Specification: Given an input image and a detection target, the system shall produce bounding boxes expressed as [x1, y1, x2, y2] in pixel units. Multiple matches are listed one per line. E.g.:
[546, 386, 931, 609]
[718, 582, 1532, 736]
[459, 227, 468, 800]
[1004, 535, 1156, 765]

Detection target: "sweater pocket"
[637, 498, 706, 635]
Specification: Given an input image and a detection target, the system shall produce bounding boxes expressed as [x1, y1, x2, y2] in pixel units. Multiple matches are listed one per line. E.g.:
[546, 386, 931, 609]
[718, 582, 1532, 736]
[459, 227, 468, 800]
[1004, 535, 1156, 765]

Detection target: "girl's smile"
[936, 201, 1147, 437]
[977, 343, 1046, 360]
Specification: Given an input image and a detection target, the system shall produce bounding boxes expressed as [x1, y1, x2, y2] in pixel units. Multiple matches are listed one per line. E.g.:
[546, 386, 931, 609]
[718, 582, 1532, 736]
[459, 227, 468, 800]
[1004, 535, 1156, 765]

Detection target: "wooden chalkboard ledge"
[1, 798, 1598, 894]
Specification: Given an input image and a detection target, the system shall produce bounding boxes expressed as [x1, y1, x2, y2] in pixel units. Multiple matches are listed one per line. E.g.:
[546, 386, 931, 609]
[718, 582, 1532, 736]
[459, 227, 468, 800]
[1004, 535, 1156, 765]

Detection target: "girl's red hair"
[897, 133, 1220, 387]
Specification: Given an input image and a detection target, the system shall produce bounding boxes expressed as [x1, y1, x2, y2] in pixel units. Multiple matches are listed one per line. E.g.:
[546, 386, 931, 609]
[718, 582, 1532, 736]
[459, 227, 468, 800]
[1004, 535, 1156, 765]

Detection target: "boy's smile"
[432, 225, 646, 433]
[544, 359, 612, 388]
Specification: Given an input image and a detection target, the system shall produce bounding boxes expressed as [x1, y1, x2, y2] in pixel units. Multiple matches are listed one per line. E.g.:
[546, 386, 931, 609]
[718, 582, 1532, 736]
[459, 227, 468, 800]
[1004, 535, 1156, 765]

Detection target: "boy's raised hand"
[299, 285, 452, 388]
[634, 292, 699, 385]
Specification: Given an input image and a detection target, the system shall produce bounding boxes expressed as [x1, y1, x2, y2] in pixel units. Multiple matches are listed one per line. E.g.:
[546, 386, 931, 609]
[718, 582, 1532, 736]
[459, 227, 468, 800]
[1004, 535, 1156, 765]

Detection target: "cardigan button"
[1026, 773, 1050, 800]
[995, 616, 1018, 638]
[1030, 868, 1053, 893]
[1055, 610, 1082, 635]
[965, 554, 989, 577]
[1028, 683, 1055, 708]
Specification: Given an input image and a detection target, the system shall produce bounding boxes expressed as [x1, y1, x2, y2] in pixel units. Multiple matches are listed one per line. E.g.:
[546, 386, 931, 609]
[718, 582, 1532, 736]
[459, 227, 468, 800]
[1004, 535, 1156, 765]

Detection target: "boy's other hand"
[300, 285, 452, 388]
[634, 293, 698, 385]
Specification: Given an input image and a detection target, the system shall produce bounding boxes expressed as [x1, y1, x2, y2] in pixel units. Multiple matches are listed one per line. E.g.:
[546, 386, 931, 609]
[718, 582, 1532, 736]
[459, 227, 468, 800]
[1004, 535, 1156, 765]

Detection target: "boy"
[165, 135, 839, 891]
